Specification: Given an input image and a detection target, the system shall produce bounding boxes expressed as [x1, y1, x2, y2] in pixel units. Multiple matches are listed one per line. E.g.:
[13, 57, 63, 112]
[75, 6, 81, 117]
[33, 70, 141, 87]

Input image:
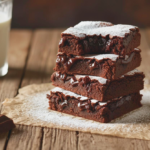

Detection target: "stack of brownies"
[47, 21, 145, 123]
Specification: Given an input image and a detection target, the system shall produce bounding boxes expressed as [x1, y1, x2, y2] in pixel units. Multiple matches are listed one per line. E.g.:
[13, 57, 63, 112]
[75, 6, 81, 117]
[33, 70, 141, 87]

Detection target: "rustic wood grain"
[0, 132, 9, 150]
[78, 133, 150, 150]
[43, 29, 65, 82]
[1, 29, 150, 150]
[0, 30, 32, 112]
[6, 29, 69, 150]
[7, 125, 42, 150]
[0, 30, 32, 150]
[21, 29, 62, 86]
[42, 128, 77, 150]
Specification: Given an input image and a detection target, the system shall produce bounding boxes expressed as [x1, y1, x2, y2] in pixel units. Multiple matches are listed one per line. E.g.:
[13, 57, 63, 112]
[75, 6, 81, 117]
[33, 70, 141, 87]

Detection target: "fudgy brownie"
[51, 70, 144, 102]
[59, 21, 140, 57]
[54, 48, 141, 79]
[47, 87, 142, 123]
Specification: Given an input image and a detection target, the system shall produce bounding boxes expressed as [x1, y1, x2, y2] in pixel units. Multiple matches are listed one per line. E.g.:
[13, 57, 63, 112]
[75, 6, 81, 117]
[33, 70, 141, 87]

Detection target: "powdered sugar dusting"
[91, 99, 99, 104]
[57, 48, 140, 62]
[56, 52, 119, 61]
[74, 69, 142, 85]
[125, 69, 141, 75]
[75, 75, 107, 84]
[52, 87, 87, 100]
[81, 53, 119, 61]
[74, 21, 113, 29]
[28, 89, 150, 125]
[121, 69, 142, 78]
[76, 48, 139, 61]
[2, 84, 150, 140]
[62, 21, 138, 38]
[51, 87, 106, 105]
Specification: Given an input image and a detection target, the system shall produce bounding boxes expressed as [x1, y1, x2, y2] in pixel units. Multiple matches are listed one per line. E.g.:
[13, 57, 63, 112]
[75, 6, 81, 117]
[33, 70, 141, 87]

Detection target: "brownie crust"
[59, 22, 140, 57]
[47, 90, 142, 123]
[51, 71, 144, 102]
[54, 49, 141, 79]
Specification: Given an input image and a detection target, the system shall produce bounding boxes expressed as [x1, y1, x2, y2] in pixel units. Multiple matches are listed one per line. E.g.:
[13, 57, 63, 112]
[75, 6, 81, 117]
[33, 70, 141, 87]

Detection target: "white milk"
[0, 12, 11, 68]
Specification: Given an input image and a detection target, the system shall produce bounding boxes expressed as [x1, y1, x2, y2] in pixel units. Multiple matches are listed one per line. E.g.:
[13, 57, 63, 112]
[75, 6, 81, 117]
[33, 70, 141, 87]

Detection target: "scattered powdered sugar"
[91, 99, 99, 104]
[75, 48, 140, 62]
[80, 53, 119, 61]
[134, 48, 140, 51]
[32, 89, 150, 128]
[51, 87, 106, 106]
[2, 84, 150, 140]
[20, 91, 108, 130]
[140, 90, 150, 105]
[75, 69, 142, 85]
[125, 69, 141, 75]
[62, 21, 138, 38]
[16, 89, 150, 129]
[58, 48, 139, 62]
[56, 52, 119, 61]
[52, 87, 87, 101]
[120, 69, 142, 78]
[75, 74, 107, 84]
[74, 21, 113, 29]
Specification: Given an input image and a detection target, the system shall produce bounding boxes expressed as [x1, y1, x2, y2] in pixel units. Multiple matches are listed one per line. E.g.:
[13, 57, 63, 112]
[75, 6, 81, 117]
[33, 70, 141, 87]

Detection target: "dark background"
[12, 0, 150, 28]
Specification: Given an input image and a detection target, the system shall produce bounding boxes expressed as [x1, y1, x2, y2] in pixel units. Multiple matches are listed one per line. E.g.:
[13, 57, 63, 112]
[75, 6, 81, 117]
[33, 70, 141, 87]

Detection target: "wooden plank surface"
[0, 30, 32, 150]
[0, 30, 32, 112]
[0, 29, 150, 150]
[7, 125, 42, 150]
[42, 128, 77, 150]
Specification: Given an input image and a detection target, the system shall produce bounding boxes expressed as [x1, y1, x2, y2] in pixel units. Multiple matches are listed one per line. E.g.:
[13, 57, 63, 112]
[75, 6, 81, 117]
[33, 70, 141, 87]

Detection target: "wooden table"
[0, 29, 150, 150]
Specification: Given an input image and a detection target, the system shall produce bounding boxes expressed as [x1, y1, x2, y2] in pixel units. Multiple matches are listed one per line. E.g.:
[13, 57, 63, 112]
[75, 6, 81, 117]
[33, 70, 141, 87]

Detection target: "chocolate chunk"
[0, 115, 15, 133]
[54, 48, 141, 79]
[47, 87, 142, 123]
[51, 70, 144, 102]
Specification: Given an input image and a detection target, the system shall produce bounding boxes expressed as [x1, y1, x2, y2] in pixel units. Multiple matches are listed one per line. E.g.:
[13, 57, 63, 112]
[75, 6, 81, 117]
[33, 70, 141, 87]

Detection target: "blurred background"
[12, 0, 150, 28]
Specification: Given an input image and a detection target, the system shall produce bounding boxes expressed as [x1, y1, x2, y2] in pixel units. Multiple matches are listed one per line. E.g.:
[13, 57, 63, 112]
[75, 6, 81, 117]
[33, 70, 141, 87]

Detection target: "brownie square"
[59, 21, 140, 57]
[51, 69, 144, 102]
[54, 48, 141, 79]
[47, 87, 142, 123]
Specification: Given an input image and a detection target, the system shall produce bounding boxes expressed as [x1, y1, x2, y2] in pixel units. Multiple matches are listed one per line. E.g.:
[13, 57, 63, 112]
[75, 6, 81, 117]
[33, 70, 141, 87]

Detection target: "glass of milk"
[0, 0, 12, 76]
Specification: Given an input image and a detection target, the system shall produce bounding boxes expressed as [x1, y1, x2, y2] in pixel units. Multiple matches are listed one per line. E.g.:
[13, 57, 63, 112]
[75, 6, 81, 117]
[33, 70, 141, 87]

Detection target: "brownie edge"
[51, 70, 144, 102]
[47, 88, 142, 123]
[59, 21, 140, 57]
[54, 48, 141, 79]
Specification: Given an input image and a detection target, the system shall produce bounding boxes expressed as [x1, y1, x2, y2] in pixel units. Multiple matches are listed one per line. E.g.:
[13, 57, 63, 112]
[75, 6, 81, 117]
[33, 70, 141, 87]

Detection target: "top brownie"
[59, 21, 140, 57]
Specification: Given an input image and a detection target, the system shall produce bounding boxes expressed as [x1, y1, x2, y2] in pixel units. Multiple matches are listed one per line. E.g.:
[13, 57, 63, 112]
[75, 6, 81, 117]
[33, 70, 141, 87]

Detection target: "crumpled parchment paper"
[2, 83, 150, 140]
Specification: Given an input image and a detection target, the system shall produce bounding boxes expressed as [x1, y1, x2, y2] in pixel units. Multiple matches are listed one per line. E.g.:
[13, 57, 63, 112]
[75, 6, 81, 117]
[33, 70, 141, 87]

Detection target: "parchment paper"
[2, 83, 150, 140]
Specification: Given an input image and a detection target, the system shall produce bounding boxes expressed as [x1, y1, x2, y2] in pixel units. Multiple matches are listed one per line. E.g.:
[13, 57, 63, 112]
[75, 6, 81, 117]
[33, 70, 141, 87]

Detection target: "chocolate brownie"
[0, 115, 15, 133]
[59, 21, 140, 57]
[54, 48, 141, 79]
[47, 87, 142, 123]
[51, 70, 144, 102]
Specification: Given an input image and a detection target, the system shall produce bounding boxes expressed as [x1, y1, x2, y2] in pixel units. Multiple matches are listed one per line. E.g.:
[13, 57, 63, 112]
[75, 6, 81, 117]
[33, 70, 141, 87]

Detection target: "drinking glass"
[0, 0, 12, 76]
